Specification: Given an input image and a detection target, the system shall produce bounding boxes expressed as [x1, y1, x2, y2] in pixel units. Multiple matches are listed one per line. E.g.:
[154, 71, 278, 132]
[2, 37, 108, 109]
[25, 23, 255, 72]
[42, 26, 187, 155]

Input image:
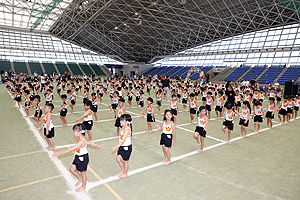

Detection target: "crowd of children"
[5, 74, 300, 193]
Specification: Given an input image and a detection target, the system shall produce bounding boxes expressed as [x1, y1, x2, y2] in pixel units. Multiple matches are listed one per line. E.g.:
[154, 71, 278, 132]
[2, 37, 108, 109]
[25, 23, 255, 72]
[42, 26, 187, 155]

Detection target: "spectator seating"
[240, 66, 266, 81]
[256, 66, 284, 84]
[68, 63, 82, 75]
[13, 61, 28, 74]
[0, 60, 12, 72]
[224, 66, 251, 81]
[28, 62, 43, 75]
[89, 64, 105, 75]
[55, 62, 70, 74]
[170, 67, 189, 78]
[42, 62, 57, 74]
[277, 65, 300, 84]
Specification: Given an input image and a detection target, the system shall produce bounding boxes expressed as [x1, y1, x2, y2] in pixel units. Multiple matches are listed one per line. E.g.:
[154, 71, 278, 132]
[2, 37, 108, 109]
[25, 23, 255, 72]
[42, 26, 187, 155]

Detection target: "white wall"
[121, 63, 153, 77]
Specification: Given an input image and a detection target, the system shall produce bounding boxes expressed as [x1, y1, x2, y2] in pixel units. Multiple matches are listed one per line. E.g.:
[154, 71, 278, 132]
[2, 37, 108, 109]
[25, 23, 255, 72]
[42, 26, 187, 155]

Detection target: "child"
[115, 98, 126, 136]
[53, 123, 99, 192]
[75, 100, 93, 142]
[58, 94, 68, 126]
[91, 93, 98, 122]
[156, 110, 176, 165]
[133, 86, 141, 107]
[205, 92, 214, 120]
[145, 97, 155, 133]
[45, 89, 52, 104]
[27, 95, 42, 128]
[235, 89, 242, 113]
[83, 87, 89, 104]
[97, 84, 104, 104]
[266, 97, 275, 128]
[109, 91, 119, 116]
[111, 114, 133, 178]
[193, 106, 208, 152]
[23, 90, 30, 117]
[253, 100, 265, 133]
[13, 89, 21, 109]
[293, 95, 300, 119]
[138, 90, 145, 116]
[215, 91, 224, 119]
[41, 103, 55, 151]
[156, 89, 162, 114]
[68, 89, 76, 113]
[127, 87, 133, 108]
[239, 101, 250, 137]
[182, 89, 189, 112]
[222, 103, 240, 143]
[189, 93, 198, 123]
[278, 97, 288, 124]
[286, 96, 293, 122]
[168, 94, 179, 126]
[201, 88, 207, 106]
[276, 90, 282, 107]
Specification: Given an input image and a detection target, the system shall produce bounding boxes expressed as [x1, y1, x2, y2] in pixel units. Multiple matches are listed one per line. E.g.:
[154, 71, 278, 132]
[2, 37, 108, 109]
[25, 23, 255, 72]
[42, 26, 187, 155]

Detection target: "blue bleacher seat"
[240, 66, 266, 81]
[257, 66, 284, 84]
[224, 66, 251, 82]
[277, 66, 300, 84]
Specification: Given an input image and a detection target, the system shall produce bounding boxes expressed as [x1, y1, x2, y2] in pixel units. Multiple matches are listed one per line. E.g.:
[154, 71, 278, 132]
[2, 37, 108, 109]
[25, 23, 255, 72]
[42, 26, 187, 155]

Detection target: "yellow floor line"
[67, 147, 123, 200]
[0, 150, 45, 160]
[0, 175, 62, 193]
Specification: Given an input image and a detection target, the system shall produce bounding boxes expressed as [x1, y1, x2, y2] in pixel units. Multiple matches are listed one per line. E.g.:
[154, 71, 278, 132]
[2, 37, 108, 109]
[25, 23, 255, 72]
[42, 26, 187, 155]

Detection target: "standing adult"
[205, 73, 210, 83]
[163, 75, 170, 102]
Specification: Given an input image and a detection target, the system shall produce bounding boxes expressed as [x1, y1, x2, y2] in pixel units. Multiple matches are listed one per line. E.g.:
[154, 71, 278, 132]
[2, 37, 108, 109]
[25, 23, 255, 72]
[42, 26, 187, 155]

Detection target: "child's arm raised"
[53, 141, 84, 157]
[111, 129, 130, 152]
[74, 110, 90, 122]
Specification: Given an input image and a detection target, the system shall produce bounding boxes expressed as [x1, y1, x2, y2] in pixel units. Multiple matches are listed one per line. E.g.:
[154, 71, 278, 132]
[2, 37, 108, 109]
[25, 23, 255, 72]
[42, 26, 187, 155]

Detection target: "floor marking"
[0, 175, 63, 193]
[53, 115, 140, 128]
[86, 116, 300, 190]
[67, 147, 123, 200]
[51, 108, 111, 116]
[55, 129, 159, 150]
[0, 150, 44, 160]
[7, 91, 91, 200]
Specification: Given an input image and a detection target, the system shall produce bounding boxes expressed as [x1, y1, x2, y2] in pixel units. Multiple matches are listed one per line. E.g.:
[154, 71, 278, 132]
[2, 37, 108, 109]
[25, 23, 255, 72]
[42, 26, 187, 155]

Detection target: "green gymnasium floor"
[0, 84, 299, 200]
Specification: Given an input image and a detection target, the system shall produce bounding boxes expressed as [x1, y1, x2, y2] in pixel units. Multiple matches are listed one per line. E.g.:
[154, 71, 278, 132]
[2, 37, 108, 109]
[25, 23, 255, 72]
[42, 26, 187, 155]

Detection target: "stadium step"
[255, 66, 269, 81]
[236, 67, 252, 82]
[272, 67, 288, 84]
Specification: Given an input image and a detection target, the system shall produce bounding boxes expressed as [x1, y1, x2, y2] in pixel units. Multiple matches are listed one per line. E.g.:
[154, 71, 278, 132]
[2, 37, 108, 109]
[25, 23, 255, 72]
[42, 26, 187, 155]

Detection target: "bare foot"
[119, 174, 128, 178]
[226, 141, 230, 144]
[223, 134, 226, 137]
[279, 121, 282, 124]
[118, 171, 124, 175]
[62, 124, 67, 126]
[71, 110, 73, 113]
[254, 130, 257, 133]
[257, 130, 260, 133]
[110, 110, 113, 114]
[219, 117, 221, 119]
[164, 161, 171, 165]
[45, 146, 50, 150]
[239, 134, 243, 137]
[161, 159, 167, 163]
[149, 130, 152, 133]
[25, 115, 29, 117]
[190, 121, 193, 123]
[75, 186, 86, 192]
[48, 147, 56, 151]
[198, 149, 203, 152]
[266, 126, 270, 128]
[243, 134, 247, 138]
[75, 179, 82, 187]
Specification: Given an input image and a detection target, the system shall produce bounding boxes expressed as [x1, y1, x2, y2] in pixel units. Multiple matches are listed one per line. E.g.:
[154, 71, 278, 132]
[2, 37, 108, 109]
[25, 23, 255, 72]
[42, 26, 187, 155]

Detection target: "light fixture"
[115, 27, 118, 29]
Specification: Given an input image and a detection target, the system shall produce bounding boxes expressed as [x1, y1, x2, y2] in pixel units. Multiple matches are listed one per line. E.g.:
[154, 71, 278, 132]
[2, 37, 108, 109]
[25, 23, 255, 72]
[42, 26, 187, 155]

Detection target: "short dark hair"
[45, 103, 54, 111]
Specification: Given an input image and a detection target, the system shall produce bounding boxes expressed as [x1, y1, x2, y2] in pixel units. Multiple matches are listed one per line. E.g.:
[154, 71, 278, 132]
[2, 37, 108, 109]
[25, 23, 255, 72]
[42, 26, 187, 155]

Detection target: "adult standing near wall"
[163, 75, 170, 102]
[205, 73, 210, 83]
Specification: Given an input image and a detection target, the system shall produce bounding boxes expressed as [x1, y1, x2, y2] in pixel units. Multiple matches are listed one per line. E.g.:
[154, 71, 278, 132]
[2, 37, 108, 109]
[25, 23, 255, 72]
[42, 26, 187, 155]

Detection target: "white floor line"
[54, 115, 140, 128]
[51, 108, 111, 116]
[86, 115, 300, 191]
[55, 129, 159, 150]
[7, 91, 91, 199]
